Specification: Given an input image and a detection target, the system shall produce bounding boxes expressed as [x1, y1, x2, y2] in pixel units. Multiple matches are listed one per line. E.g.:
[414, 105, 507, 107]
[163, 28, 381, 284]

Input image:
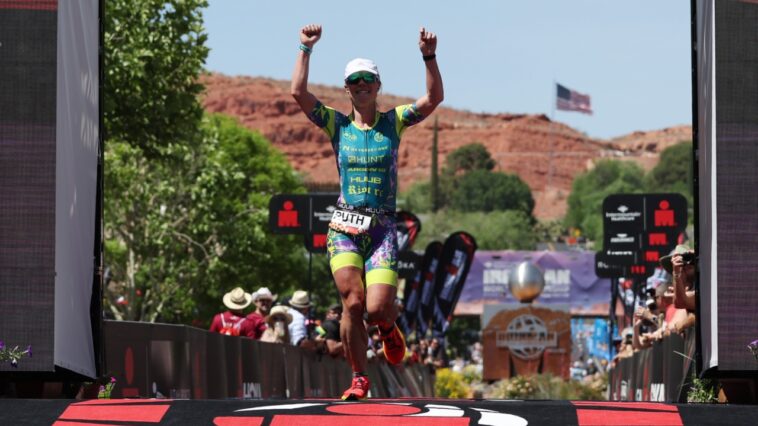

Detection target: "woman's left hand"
[419, 27, 437, 55]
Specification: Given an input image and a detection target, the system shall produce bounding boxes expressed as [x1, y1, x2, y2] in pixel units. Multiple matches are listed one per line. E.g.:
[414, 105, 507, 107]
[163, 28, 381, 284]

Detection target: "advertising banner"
[456, 250, 609, 316]
[416, 241, 443, 337]
[396, 211, 421, 252]
[431, 232, 478, 337]
[398, 250, 422, 336]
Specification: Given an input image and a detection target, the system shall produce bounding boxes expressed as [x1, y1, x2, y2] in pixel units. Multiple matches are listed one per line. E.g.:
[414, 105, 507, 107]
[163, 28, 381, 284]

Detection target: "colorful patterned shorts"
[326, 214, 398, 286]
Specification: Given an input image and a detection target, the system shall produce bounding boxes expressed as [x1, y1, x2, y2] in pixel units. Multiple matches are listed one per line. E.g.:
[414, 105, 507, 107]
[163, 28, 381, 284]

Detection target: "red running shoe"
[382, 324, 406, 365]
[341, 375, 370, 401]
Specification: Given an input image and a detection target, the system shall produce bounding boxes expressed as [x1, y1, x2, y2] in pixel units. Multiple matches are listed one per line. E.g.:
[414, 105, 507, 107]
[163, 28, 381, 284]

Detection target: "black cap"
[328, 303, 343, 313]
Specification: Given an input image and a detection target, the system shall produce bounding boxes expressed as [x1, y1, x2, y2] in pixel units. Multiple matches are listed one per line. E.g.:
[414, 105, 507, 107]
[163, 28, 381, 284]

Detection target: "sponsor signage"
[595, 251, 626, 278]
[305, 194, 339, 253]
[601, 194, 688, 277]
[268, 194, 309, 234]
[603, 196, 645, 234]
[268, 193, 339, 253]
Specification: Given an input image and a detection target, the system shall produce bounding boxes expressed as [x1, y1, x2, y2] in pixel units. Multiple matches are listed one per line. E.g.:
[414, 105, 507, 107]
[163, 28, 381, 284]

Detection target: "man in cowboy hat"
[209, 287, 255, 337]
[287, 290, 318, 350]
[260, 305, 293, 344]
[659, 244, 696, 311]
[246, 287, 278, 340]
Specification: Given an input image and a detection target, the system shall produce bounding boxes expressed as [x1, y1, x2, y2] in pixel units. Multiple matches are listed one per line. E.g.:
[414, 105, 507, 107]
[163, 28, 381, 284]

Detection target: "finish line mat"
[2, 399, 757, 425]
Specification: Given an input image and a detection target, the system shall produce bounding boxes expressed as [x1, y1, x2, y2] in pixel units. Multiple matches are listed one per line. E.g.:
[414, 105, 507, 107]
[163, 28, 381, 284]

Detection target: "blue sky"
[203, 0, 692, 140]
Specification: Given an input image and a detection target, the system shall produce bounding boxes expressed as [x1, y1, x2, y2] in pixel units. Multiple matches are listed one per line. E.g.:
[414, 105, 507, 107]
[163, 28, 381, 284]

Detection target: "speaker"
[0, 0, 101, 379]
[695, 0, 758, 372]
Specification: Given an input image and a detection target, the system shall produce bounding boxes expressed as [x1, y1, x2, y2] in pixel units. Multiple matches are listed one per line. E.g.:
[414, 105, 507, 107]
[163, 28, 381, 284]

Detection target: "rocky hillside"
[200, 73, 692, 220]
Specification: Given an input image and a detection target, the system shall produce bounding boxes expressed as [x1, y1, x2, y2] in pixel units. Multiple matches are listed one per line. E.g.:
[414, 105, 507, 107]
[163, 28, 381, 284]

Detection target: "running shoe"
[341, 375, 370, 401]
[382, 324, 406, 365]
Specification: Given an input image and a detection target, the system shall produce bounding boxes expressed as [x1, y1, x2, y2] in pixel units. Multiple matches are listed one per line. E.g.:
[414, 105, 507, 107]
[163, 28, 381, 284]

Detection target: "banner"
[398, 251, 422, 336]
[396, 211, 421, 252]
[415, 241, 443, 338]
[455, 250, 611, 316]
[571, 317, 613, 363]
[431, 232, 478, 337]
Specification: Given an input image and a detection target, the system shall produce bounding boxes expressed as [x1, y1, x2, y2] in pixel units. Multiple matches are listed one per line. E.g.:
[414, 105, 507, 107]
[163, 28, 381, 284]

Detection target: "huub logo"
[342, 131, 357, 141]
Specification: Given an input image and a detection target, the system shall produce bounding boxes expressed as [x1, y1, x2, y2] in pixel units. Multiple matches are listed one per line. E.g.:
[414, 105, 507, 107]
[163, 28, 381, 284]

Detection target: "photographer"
[660, 245, 696, 311]
[632, 288, 661, 350]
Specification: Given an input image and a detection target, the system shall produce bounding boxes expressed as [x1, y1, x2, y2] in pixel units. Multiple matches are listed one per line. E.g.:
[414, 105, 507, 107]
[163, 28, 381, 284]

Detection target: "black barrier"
[609, 329, 696, 403]
[103, 320, 432, 399]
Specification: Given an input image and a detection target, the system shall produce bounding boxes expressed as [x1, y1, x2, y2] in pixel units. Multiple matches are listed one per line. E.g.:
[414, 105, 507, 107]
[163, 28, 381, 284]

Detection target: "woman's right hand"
[300, 24, 322, 48]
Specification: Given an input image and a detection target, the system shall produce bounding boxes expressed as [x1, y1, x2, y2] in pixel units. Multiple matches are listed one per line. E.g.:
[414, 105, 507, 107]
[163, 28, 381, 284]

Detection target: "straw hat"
[222, 287, 252, 310]
[659, 244, 692, 274]
[266, 305, 293, 326]
[288, 290, 312, 309]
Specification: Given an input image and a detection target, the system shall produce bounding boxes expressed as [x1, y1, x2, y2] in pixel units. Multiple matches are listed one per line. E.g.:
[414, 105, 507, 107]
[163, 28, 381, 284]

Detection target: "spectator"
[425, 337, 449, 369]
[318, 303, 344, 358]
[419, 338, 430, 363]
[407, 341, 422, 364]
[260, 305, 292, 344]
[366, 325, 383, 359]
[469, 341, 483, 365]
[658, 244, 698, 335]
[287, 290, 318, 350]
[633, 284, 667, 349]
[570, 360, 587, 381]
[660, 244, 697, 311]
[611, 328, 634, 369]
[209, 287, 255, 337]
[247, 287, 277, 340]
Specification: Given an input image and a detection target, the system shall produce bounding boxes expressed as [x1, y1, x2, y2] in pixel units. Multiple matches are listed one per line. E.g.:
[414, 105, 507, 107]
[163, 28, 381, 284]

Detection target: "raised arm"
[291, 24, 322, 114]
[414, 27, 444, 117]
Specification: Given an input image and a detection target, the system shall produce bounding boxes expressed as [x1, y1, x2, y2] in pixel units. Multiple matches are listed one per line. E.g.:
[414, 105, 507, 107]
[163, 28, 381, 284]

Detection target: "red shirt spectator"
[210, 311, 254, 337]
[246, 287, 278, 340]
[209, 287, 254, 337]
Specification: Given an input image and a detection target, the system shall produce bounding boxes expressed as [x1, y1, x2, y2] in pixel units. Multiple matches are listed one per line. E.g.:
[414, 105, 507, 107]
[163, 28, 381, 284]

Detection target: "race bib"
[329, 209, 372, 235]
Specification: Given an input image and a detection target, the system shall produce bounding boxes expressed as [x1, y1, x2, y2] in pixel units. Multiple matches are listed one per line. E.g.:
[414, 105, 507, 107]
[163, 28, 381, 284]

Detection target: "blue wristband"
[299, 44, 312, 54]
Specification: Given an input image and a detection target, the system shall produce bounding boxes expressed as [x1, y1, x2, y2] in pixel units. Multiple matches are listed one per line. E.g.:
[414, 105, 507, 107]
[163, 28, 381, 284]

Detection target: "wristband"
[422, 54, 436, 62]
[299, 44, 312, 54]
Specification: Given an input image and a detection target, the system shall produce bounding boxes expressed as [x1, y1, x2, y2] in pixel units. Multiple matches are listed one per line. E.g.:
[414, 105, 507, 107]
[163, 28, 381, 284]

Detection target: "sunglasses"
[346, 72, 377, 85]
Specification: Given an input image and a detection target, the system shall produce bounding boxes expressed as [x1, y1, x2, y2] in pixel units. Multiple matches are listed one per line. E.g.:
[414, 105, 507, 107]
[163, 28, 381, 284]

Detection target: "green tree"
[400, 180, 434, 213]
[564, 160, 645, 242]
[449, 170, 534, 216]
[415, 210, 537, 250]
[105, 115, 307, 323]
[443, 142, 496, 176]
[104, 0, 209, 157]
[644, 141, 693, 197]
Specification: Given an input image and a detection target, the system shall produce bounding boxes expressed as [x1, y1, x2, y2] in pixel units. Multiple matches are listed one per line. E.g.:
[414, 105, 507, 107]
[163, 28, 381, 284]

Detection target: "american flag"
[556, 83, 592, 114]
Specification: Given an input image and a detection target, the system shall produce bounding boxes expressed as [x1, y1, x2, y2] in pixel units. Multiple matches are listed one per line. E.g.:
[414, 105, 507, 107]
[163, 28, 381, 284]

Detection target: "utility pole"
[431, 116, 439, 212]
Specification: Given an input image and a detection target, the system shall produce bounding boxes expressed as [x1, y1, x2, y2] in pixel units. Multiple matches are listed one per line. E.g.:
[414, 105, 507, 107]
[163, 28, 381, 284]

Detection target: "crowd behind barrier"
[103, 320, 434, 399]
[609, 328, 696, 402]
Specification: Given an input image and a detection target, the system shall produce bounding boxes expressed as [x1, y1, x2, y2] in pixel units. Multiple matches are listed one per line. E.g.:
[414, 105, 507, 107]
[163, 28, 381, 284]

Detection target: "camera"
[645, 296, 658, 312]
[682, 252, 697, 265]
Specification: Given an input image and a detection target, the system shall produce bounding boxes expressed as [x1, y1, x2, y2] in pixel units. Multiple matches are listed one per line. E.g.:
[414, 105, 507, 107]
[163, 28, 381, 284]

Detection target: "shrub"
[434, 368, 470, 398]
[485, 374, 606, 400]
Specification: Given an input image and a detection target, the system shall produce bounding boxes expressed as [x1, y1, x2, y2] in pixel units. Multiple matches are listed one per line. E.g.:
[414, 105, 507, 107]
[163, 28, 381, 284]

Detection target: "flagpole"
[548, 80, 555, 191]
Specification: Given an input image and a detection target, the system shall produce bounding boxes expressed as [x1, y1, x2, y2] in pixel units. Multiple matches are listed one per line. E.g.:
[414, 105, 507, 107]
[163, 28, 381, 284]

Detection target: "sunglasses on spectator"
[346, 72, 377, 85]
